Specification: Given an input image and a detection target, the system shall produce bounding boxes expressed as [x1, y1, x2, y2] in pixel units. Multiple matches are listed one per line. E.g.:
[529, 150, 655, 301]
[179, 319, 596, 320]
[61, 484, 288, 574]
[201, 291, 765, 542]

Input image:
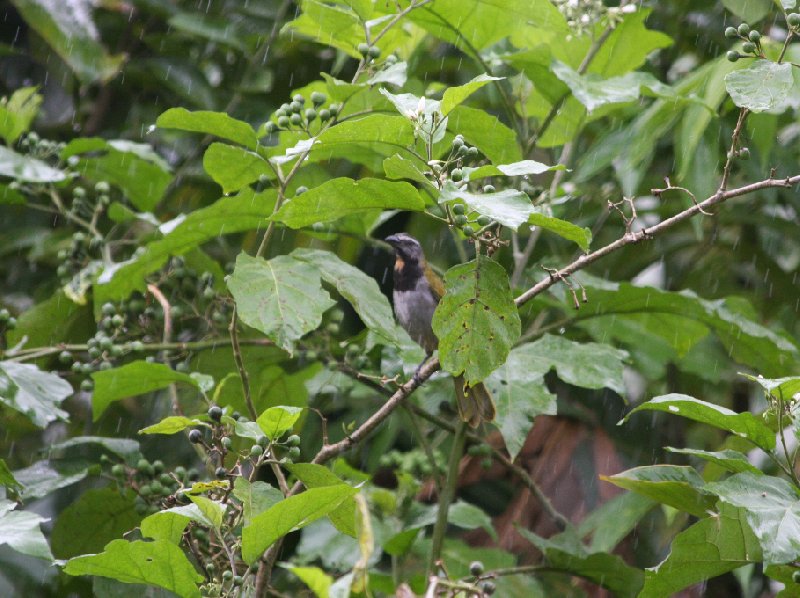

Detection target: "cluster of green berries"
[451, 202, 495, 238]
[17, 131, 65, 159]
[467, 561, 496, 594]
[724, 22, 763, 61]
[450, 134, 481, 162]
[264, 92, 338, 133]
[105, 454, 197, 515]
[357, 42, 381, 60]
[0, 308, 16, 334]
[379, 448, 445, 478]
[466, 442, 494, 469]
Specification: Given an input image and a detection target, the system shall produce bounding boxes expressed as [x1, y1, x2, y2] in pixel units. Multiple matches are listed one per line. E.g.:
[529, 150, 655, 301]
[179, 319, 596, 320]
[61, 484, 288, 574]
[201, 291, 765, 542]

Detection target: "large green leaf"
[467, 159, 562, 180]
[272, 178, 424, 228]
[721, 0, 772, 23]
[287, 463, 357, 537]
[62, 138, 171, 211]
[51, 488, 141, 559]
[447, 106, 522, 164]
[312, 115, 416, 170]
[7, 290, 91, 349]
[0, 499, 53, 560]
[639, 503, 761, 598]
[439, 183, 533, 230]
[602, 465, 716, 517]
[725, 60, 795, 113]
[0, 459, 22, 494]
[13, 459, 91, 501]
[293, 247, 414, 348]
[203, 143, 271, 193]
[64, 539, 203, 598]
[95, 189, 276, 303]
[741, 374, 800, 402]
[8, 0, 123, 83]
[0, 146, 66, 183]
[156, 107, 258, 149]
[232, 478, 283, 526]
[665, 448, 762, 475]
[706, 473, 800, 564]
[91, 361, 200, 421]
[0, 361, 72, 428]
[432, 256, 521, 385]
[257, 405, 303, 439]
[519, 528, 644, 597]
[227, 252, 335, 353]
[622, 394, 776, 451]
[241, 485, 359, 564]
[441, 74, 503, 115]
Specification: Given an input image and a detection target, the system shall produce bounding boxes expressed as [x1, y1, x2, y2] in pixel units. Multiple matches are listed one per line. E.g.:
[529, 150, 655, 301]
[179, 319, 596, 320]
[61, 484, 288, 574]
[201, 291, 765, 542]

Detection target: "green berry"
[319, 108, 331, 122]
[481, 581, 496, 595]
[739, 147, 750, 160]
[452, 203, 466, 215]
[277, 115, 290, 128]
[95, 181, 110, 194]
[737, 23, 750, 36]
[290, 101, 303, 113]
[129, 341, 144, 352]
[295, 186, 308, 195]
[726, 51, 740, 62]
[139, 484, 152, 497]
[357, 42, 370, 56]
[328, 104, 340, 116]
[462, 224, 475, 237]
[305, 108, 317, 121]
[477, 215, 492, 227]
[257, 435, 269, 447]
[71, 362, 82, 373]
[80, 379, 94, 392]
[205, 561, 216, 573]
[109, 345, 124, 358]
[149, 480, 163, 495]
[724, 26, 738, 38]
[136, 458, 150, 473]
[742, 41, 756, 54]
[288, 446, 301, 459]
[748, 30, 761, 42]
[290, 113, 302, 126]
[287, 434, 301, 447]
[470, 561, 484, 576]
[215, 467, 227, 479]
[481, 457, 492, 469]
[189, 429, 203, 444]
[385, 54, 398, 65]
[0, 309, 8, 322]
[59, 350, 73, 364]
[208, 405, 223, 422]
[368, 46, 381, 58]
[793, 570, 800, 583]
[222, 570, 234, 581]
[111, 464, 125, 477]
[311, 91, 327, 105]
[483, 184, 495, 193]
[233, 575, 244, 586]
[450, 168, 463, 182]
[452, 135, 464, 149]
[250, 444, 263, 457]
[293, 94, 305, 105]
[221, 436, 232, 449]
[275, 108, 286, 118]
[101, 302, 116, 316]
[111, 314, 124, 327]
[264, 121, 277, 134]
[468, 146, 479, 157]
[789, 13, 800, 27]
[454, 214, 468, 226]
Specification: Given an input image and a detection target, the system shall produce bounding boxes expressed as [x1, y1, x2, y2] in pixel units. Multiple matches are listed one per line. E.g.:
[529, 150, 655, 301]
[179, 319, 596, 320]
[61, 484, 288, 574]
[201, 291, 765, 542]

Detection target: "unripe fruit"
[295, 186, 308, 195]
[452, 203, 466, 215]
[288, 446, 301, 459]
[468, 146, 479, 157]
[101, 302, 116, 316]
[81, 379, 94, 391]
[470, 561, 484, 576]
[95, 181, 110, 193]
[788, 13, 800, 27]
[328, 104, 340, 116]
[290, 113, 302, 126]
[724, 26, 738, 38]
[739, 147, 750, 160]
[477, 215, 492, 227]
[305, 108, 317, 121]
[462, 224, 475, 237]
[287, 434, 301, 447]
[221, 436, 232, 449]
[233, 576, 244, 586]
[111, 314, 124, 327]
[215, 467, 227, 479]
[483, 185, 495, 193]
[742, 41, 756, 54]
[793, 570, 800, 583]
[264, 121, 277, 134]
[368, 46, 381, 58]
[189, 429, 203, 444]
[257, 435, 269, 447]
[748, 30, 761, 42]
[290, 101, 303, 113]
[319, 109, 331, 122]
[357, 42, 370, 55]
[250, 444, 263, 457]
[293, 94, 305, 104]
[738, 23, 750, 36]
[112, 464, 125, 477]
[451, 168, 463, 182]
[222, 570, 233, 581]
[311, 91, 326, 105]
[59, 350, 73, 364]
[726, 51, 740, 62]
[277, 115, 290, 128]
[454, 214, 468, 226]
[482, 581, 496, 595]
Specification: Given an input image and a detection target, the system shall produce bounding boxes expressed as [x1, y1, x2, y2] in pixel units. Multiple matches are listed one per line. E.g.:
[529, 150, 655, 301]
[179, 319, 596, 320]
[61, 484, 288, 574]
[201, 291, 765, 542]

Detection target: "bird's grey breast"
[393, 276, 438, 352]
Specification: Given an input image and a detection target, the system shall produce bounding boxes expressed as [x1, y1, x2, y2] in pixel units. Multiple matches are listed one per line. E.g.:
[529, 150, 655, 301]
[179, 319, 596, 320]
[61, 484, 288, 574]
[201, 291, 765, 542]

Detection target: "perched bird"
[385, 233, 495, 427]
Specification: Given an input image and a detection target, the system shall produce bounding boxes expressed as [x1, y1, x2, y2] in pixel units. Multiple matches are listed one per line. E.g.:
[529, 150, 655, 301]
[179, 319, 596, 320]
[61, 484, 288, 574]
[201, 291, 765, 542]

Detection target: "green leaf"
[139, 416, 204, 435]
[257, 405, 303, 439]
[467, 159, 562, 180]
[0, 145, 66, 183]
[383, 154, 436, 192]
[0, 183, 26, 204]
[167, 12, 248, 51]
[51, 488, 141, 559]
[665, 448, 762, 475]
[272, 178, 424, 228]
[63, 138, 171, 211]
[91, 361, 200, 421]
[8, 0, 123, 83]
[227, 252, 336, 353]
[622, 394, 776, 451]
[528, 211, 592, 251]
[139, 511, 191, 545]
[706, 473, 800, 564]
[740, 374, 800, 401]
[578, 493, 657, 553]
[188, 496, 226, 533]
[0, 360, 72, 428]
[448, 501, 497, 541]
[0, 499, 53, 560]
[241, 485, 359, 564]
[13, 459, 91, 501]
[602, 465, 716, 517]
[203, 143, 271, 193]
[722, 0, 772, 22]
[286, 463, 357, 537]
[519, 528, 644, 597]
[7, 290, 92, 350]
[0, 87, 42, 145]
[285, 566, 333, 598]
[447, 106, 522, 164]
[48, 436, 141, 460]
[95, 189, 276, 303]
[725, 61, 795, 113]
[312, 114, 416, 170]
[439, 182, 533, 230]
[0, 459, 22, 494]
[64, 539, 203, 598]
[232, 478, 283, 526]
[432, 256, 521, 385]
[292, 248, 411, 347]
[441, 74, 503, 115]
[284, 0, 364, 57]
[639, 503, 761, 598]
[156, 107, 258, 149]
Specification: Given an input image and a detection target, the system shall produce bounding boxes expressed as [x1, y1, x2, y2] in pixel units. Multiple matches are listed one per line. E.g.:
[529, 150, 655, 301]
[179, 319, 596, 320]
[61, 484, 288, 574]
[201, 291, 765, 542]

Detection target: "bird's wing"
[424, 264, 445, 302]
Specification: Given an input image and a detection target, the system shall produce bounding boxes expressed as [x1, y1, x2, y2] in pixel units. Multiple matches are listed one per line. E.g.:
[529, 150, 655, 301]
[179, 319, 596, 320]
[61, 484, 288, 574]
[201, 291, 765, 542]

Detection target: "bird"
[385, 232, 495, 427]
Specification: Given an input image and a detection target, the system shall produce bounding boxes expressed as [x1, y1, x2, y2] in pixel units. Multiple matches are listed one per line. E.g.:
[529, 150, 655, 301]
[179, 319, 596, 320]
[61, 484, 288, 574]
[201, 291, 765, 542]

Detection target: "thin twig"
[146, 283, 181, 415]
[229, 304, 256, 420]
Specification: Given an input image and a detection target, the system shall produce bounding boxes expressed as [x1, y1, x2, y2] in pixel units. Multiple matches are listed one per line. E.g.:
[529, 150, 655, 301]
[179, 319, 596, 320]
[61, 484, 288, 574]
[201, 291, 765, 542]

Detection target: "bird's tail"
[454, 375, 496, 428]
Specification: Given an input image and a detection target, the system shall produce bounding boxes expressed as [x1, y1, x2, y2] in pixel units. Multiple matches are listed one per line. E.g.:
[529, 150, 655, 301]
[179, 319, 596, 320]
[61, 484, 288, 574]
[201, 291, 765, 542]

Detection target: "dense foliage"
[1, 0, 799, 596]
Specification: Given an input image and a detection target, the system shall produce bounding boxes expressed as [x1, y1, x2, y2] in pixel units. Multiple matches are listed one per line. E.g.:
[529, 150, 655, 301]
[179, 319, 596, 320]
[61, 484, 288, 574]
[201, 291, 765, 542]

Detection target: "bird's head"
[385, 233, 425, 266]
